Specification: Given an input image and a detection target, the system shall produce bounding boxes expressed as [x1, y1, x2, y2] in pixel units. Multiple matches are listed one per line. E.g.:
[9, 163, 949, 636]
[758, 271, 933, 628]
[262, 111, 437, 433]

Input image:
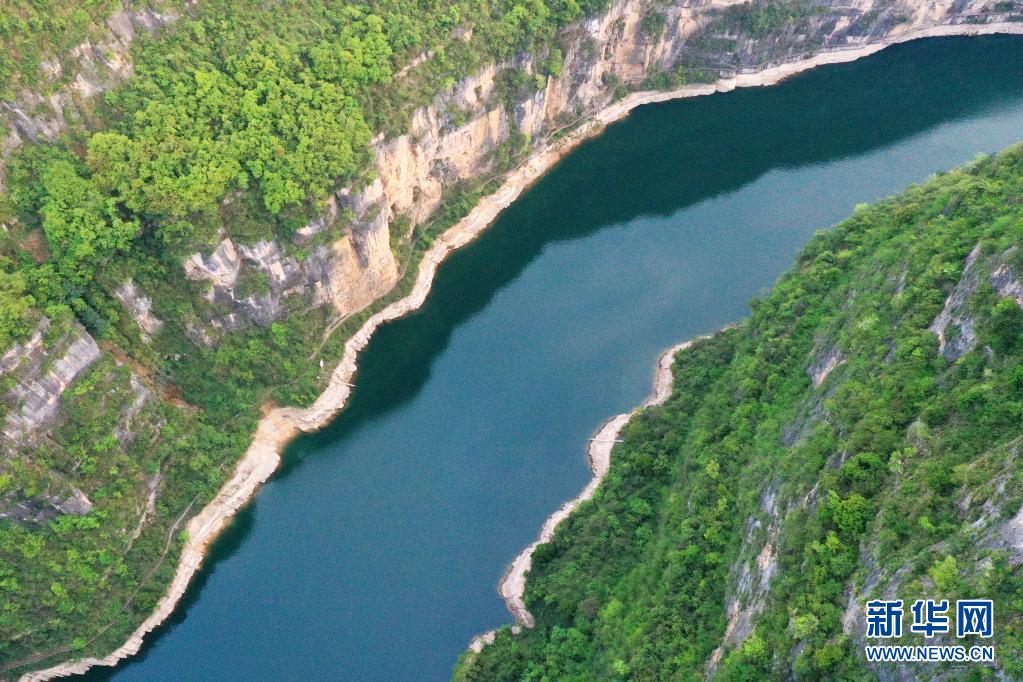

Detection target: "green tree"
[0, 264, 34, 348]
[39, 160, 139, 283]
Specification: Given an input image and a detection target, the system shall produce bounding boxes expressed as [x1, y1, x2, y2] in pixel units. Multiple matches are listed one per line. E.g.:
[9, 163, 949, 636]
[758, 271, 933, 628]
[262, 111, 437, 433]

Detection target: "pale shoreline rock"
[470, 338, 696, 652]
[21, 20, 1023, 682]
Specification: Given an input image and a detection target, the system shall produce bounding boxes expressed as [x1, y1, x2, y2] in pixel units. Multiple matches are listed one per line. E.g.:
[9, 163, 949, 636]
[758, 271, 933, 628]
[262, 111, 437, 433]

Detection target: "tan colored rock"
[22, 9, 1023, 680]
[3, 322, 100, 443]
[114, 280, 164, 339]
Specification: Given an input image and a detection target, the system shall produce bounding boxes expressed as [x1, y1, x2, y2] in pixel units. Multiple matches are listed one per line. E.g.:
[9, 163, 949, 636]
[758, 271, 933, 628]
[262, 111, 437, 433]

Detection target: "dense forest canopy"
[2, 0, 604, 344]
[0, 0, 124, 100]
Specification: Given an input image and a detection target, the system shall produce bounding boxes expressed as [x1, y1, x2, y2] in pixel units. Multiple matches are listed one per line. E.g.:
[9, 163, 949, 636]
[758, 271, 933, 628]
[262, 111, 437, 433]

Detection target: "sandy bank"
[23, 20, 1023, 680]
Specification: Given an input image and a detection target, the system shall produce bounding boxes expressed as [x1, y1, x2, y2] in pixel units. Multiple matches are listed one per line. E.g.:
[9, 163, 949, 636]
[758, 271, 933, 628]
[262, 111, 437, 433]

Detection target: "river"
[89, 36, 1023, 681]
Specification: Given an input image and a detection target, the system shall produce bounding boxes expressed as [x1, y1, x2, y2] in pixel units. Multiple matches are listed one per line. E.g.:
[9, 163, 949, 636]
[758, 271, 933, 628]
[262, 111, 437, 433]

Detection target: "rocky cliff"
[5, 0, 1020, 341]
[2, 0, 1021, 677]
[0, 5, 178, 191]
[134, 0, 1023, 342]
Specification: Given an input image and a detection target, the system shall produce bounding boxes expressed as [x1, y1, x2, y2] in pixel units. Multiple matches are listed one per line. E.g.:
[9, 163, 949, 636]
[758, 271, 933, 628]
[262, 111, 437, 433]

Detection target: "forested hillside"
[0, 0, 603, 672]
[0, 1, 132, 100]
[2, 0, 591, 340]
[458, 147, 1023, 679]
[2, 0, 1021, 677]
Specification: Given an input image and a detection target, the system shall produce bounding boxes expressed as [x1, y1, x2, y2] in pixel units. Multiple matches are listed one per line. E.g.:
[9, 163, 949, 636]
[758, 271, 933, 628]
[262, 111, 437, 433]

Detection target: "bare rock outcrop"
[184, 238, 242, 290]
[2, 320, 100, 443]
[808, 343, 846, 387]
[181, 185, 400, 333]
[1, 7, 178, 188]
[312, 179, 400, 315]
[929, 243, 982, 360]
[114, 280, 164, 340]
[706, 481, 787, 675]
[55, 488, 94, 516]
[990, 261, 1023, 308]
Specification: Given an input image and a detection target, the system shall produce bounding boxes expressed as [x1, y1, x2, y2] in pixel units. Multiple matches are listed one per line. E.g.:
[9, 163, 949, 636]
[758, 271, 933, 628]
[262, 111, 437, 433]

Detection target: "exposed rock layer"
[14, 2, 1023, 678]
[0, 6, 178, 190]
[2, 320, 100, 443]
[929, 243, 983, 361]
[143, 0, 1023, 338]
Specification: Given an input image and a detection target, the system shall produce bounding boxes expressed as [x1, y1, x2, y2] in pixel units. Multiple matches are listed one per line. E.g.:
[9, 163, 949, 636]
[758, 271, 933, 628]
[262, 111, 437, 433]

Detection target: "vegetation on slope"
[458, 146, 1023, 680]
[2, 0, 595, 295]
[0, 0, 130, 100]
[3, 0, 1019, 676]
[0, 0, 604, 672]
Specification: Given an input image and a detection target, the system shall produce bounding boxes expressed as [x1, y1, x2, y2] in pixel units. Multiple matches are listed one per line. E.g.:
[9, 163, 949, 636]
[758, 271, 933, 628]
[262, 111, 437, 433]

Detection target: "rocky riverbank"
[22, 19, 1023, 682]
[469, 339, 695, 652]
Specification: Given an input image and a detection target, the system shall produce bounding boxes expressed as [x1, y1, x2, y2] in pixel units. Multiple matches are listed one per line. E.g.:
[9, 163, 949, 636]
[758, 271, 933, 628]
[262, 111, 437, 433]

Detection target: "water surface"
[95, 36, 1023, 681]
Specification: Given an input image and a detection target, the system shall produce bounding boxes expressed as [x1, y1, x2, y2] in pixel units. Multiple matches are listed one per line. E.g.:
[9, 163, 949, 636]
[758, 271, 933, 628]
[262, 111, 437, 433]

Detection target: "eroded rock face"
[929, 243, 982, 361]
[808, 343, 846, 387]
[55, 488, 94, 516]
[990, 261, 1023, 308]
[311, 178, 400, 315]
[114, 280, 164, 340]
[182, 217, 399, 335]
[0, 318, 48, 374]
[707, 481, 785, 675]
[2, 320, 100, 443]
[0, 8, 178, 189]
[927, 246, 1023, 362]
[184, 238, 242, 290]
[10, 0, 1019, 344]
[236, 241, 304, 294]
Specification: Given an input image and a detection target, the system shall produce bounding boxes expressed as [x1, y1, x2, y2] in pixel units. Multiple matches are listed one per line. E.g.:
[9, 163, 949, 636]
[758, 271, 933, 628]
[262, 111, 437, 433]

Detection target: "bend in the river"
[84, 35, 1023, 682]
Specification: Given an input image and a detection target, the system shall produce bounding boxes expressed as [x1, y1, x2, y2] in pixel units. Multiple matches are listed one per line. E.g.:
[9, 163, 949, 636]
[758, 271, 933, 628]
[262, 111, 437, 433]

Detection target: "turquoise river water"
[89, 36, 1023, 682]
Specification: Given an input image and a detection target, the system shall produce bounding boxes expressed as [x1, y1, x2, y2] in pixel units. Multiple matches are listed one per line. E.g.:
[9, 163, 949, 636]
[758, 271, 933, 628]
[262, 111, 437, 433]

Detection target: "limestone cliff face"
[0, 311, 164, 533]
[5, 0, 1018, 499]
[0, 5, 178, 190]
[164, 0, 1021, 339]
[3, 0, 1013, 340]
[0, 319, 103, 524]
[178, 178, 401, 339]
[1, 319, 100, 444]
[114, 280, 163, 340]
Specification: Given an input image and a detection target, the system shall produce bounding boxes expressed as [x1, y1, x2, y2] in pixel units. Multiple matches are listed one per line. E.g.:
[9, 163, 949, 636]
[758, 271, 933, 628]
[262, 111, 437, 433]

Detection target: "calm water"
[94, 37, 1023, 681]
